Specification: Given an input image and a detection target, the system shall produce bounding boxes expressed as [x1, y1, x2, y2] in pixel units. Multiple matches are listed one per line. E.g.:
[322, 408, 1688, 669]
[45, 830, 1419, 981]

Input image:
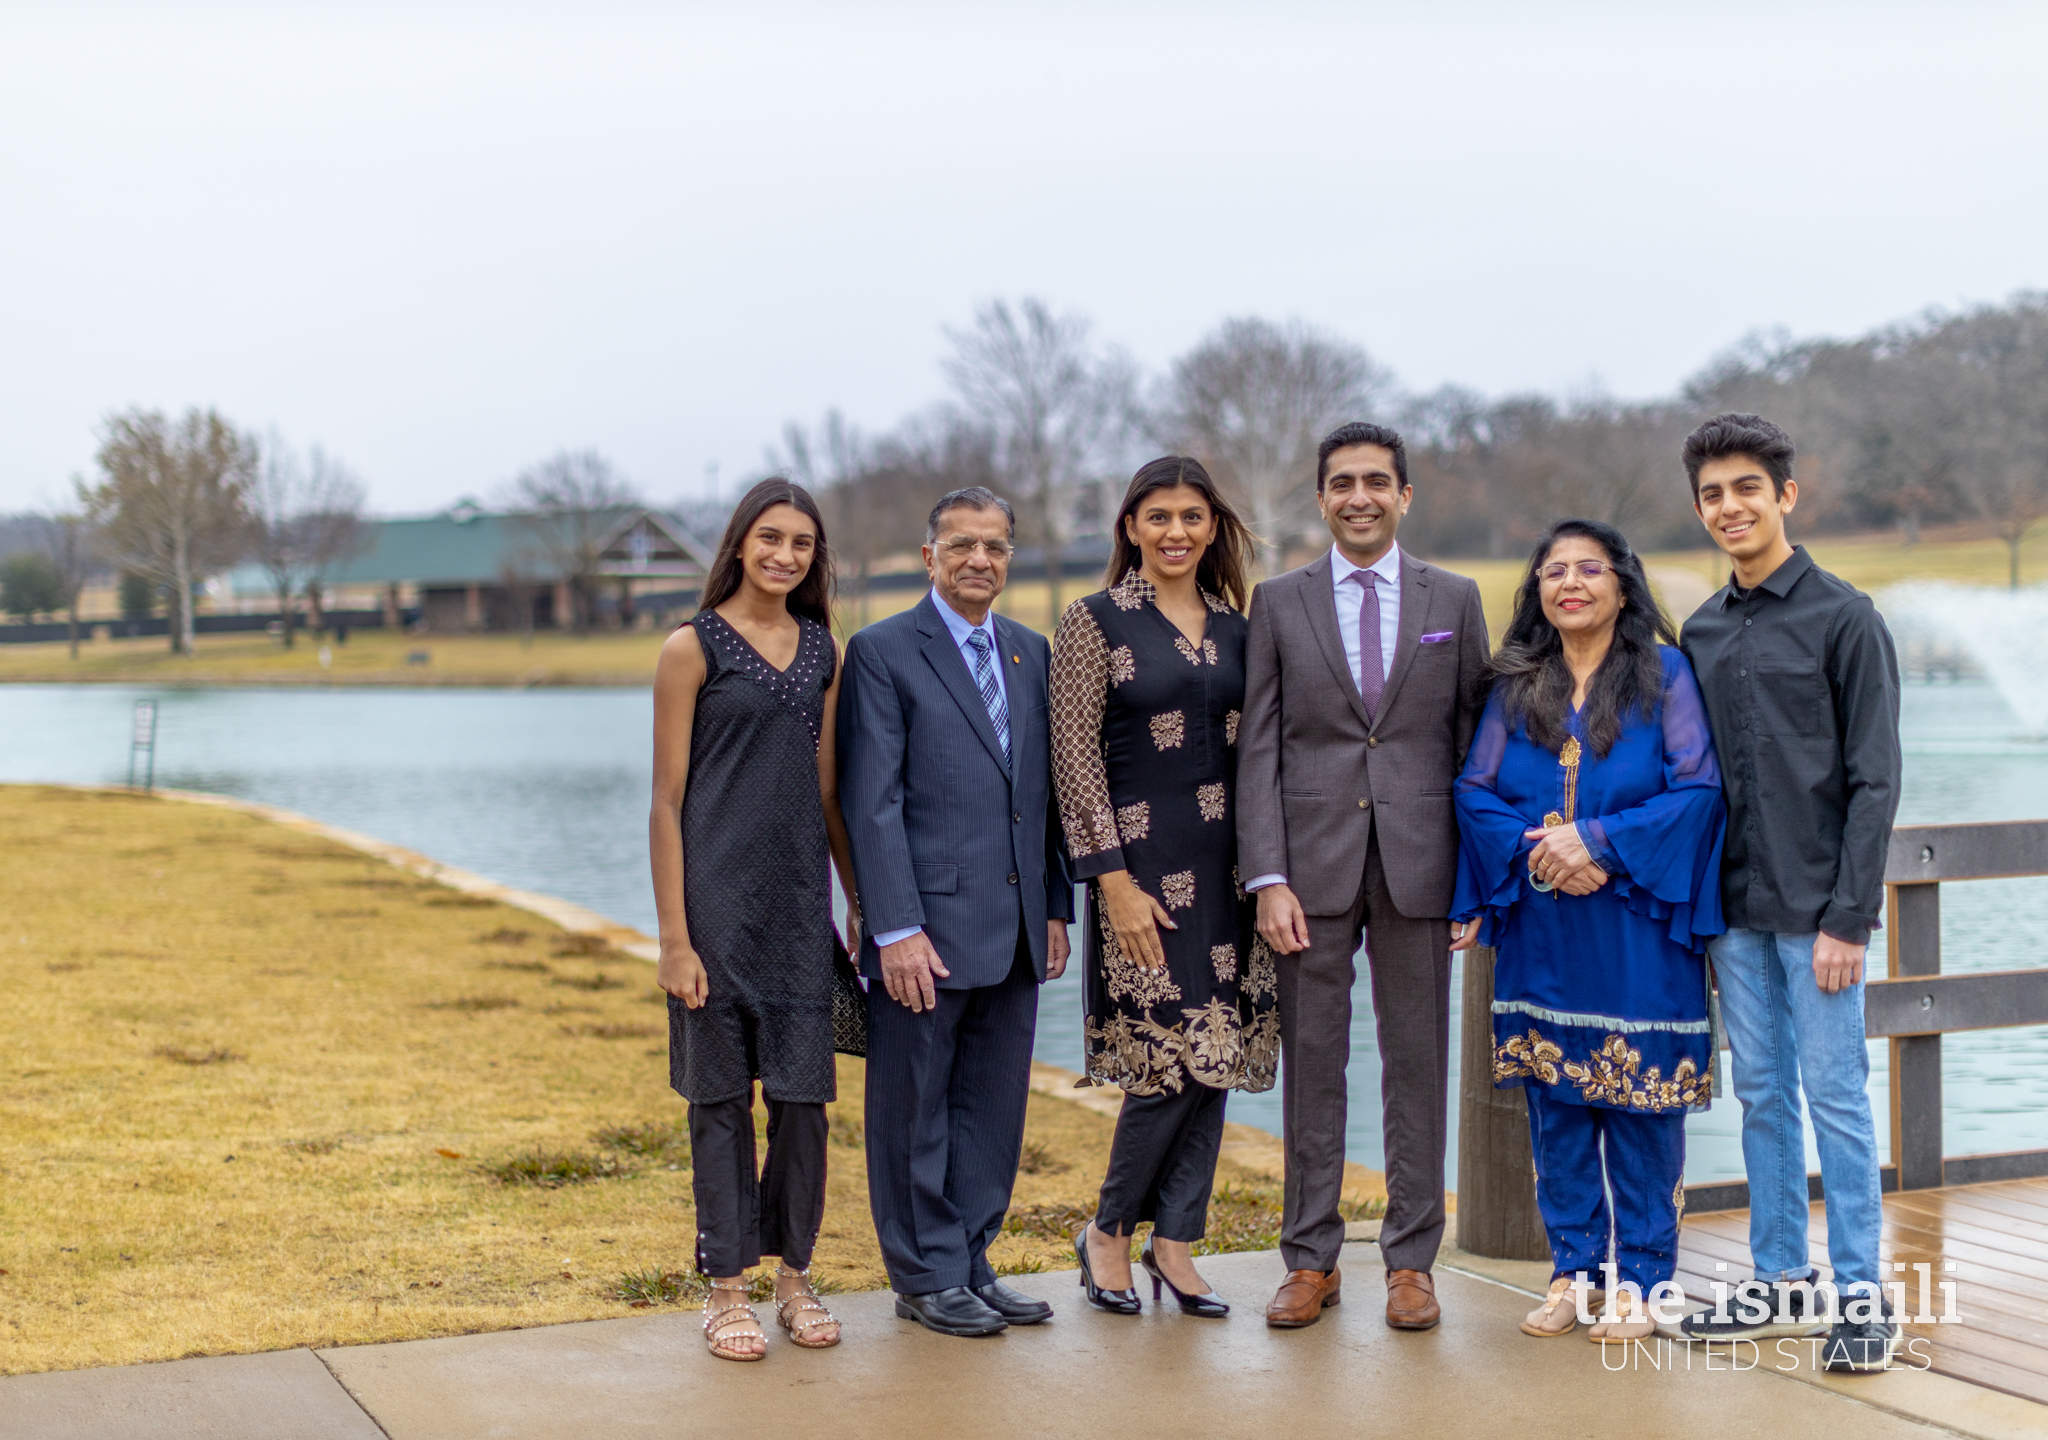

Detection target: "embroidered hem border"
[1491, 998, 1710, 1034]
[1492, 1019, 1713, 1114]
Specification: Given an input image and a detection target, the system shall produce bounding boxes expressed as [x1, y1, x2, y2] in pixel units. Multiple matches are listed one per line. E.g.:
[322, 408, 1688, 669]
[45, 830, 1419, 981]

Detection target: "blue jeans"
[1710, 928, 1884, 1291]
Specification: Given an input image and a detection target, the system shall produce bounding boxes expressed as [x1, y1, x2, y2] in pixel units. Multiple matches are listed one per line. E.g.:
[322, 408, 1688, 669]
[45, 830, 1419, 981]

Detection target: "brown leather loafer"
[1265, 1267, 1341, 1328]
[1385, 1269, 1441, 1330]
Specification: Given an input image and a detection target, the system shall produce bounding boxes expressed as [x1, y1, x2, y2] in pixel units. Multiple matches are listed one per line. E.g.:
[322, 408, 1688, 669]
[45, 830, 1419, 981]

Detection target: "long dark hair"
[1105, 455, 1255, 611]
[1489, 518, 1675, 756]
[696, 477, 834, 627]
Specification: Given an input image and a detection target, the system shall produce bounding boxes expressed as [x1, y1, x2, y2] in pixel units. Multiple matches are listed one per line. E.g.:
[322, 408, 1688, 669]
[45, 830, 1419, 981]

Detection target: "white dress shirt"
[873, 589, 1010, 949]
[1246, 545, 1403, 895]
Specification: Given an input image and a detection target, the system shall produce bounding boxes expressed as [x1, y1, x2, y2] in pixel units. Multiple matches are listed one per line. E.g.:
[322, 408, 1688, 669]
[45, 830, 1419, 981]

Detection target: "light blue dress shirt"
[873, 589, 1011, 949]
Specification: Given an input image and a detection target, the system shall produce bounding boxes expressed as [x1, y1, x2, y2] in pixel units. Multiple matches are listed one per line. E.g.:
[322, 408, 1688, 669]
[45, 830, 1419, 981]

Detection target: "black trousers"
[687, 1089, 827, 1276]
[1094, 1080, 1228, 1242]
[1279, 829, 1452, 1274]
[864, 931, 1038, 1293]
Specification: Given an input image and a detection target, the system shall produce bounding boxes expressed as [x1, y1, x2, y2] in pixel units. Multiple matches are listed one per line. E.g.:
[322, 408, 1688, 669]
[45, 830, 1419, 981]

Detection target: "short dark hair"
[1682, 412, 1795, 498]
[1317, 422, 1408, 493]
[926, 485, 1016, 544]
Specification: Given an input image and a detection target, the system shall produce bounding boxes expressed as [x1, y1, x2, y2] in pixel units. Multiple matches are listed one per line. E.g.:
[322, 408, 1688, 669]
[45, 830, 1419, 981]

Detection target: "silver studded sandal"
[775, 1265, 841, 1349]
[703, 1284, 766, 1361]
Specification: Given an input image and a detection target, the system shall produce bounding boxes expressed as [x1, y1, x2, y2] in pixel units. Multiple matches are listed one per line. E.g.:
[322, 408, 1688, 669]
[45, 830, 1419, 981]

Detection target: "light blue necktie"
[966, 629, 1011, 766]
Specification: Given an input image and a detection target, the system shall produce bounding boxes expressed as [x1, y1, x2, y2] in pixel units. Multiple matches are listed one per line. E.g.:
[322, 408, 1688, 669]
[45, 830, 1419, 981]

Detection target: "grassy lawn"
[0, 785, 1341, 1375]
[3, 526, 2027, 688]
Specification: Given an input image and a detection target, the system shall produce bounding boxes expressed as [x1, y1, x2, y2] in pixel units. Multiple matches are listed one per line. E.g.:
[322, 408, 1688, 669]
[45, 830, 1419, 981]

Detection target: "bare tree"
[1928, 300, 2048, 587]
[38, 507, 97, 658]
[943, 298, 1127, 615]
[1160, 317, 1392, 572]
[83, 408, 257, 654]
[505, 450, 643, 634]
[249, 437, 369, 647]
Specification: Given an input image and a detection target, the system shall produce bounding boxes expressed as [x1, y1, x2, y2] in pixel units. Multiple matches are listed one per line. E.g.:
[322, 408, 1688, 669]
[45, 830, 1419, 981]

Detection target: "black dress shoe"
[973, 1279, 1053, 1325]
[894, 1286, 1009, 1336]
[1140, 1236, 1229, 1317]
[1074, 1227, 1142, 1314]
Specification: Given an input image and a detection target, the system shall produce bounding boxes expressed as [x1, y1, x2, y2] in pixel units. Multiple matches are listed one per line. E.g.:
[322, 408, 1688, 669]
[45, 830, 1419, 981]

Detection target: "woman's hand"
[1556, 864, 1610, 897]
[658, 940, 710, 1008]
[1523, 823, 1595, 890]
[843, 899, 863, 956]
[1099, 870, 1176, 970]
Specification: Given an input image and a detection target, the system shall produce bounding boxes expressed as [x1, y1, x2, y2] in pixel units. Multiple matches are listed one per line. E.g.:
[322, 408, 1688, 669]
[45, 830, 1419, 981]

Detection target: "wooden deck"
[1677, 1175, 2048, 1404]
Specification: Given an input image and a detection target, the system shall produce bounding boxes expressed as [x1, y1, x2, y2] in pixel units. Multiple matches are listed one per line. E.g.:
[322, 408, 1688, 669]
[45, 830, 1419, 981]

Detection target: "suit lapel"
[1372, 549, 1432, 732]
[917, 595, 1011, 775]
[1297, 554, 1373, 731]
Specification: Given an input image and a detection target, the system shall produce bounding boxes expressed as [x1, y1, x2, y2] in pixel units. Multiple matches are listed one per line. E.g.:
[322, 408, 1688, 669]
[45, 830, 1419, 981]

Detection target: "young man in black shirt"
[1676, 413, 1903, 1372]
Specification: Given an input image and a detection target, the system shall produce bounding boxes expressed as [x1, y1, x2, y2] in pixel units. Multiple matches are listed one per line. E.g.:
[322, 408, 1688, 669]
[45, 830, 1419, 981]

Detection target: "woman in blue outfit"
[1452, 518, 1726, 1344]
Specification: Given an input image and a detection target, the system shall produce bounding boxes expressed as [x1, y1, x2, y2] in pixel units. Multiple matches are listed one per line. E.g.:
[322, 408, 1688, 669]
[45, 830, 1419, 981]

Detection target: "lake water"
[4, 677, 2045, 1184]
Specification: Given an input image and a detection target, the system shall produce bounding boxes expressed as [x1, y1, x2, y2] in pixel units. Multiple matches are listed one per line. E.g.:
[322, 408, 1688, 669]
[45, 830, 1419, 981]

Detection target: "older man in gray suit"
[1237, 421, 1489, 1332]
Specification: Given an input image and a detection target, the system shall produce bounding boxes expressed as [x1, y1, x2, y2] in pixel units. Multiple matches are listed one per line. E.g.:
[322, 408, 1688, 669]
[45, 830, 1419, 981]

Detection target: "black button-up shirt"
[1680, 547, 1902, 946]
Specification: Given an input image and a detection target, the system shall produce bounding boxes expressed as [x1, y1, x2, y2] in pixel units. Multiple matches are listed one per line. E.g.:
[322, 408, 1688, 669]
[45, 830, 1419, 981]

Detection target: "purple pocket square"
[1419, 630, 1454, 643]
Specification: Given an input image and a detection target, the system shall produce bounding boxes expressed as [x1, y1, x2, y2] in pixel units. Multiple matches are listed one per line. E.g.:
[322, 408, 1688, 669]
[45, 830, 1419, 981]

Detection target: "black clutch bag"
[830, 936, 868, 1058]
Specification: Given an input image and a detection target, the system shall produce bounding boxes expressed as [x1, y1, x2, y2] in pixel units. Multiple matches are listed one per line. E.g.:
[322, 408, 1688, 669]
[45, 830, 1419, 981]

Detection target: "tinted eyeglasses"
[1539, 560, 1612, 584]
[938, 538, 1013, 562]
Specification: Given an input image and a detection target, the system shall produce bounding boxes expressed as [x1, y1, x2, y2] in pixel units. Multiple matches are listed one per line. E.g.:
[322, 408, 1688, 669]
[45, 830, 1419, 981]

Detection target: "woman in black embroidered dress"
[651, 478, 859, 1361]
[1051, 455, 1279, 1316]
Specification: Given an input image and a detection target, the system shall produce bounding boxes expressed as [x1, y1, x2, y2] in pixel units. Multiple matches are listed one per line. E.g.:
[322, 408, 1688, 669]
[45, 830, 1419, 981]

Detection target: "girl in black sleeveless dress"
[650, 480, 857, 1361]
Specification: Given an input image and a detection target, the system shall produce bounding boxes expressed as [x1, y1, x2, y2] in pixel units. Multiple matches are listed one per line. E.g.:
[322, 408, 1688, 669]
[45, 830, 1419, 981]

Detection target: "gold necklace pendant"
[1530, 735, 1583, 894]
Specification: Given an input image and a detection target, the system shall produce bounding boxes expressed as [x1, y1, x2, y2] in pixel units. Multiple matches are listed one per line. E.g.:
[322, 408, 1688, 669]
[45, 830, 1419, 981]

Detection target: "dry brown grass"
[0, 783, 1320, 1375]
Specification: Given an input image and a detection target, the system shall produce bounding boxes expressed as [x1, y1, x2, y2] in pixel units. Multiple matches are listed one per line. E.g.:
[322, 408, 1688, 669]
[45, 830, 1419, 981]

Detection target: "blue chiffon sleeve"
[1451, 691, 1538, 940]
[1592, 649, 1728, 950]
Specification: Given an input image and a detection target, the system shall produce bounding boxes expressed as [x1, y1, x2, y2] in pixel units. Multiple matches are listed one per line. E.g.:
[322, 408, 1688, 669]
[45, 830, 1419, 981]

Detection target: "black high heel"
[1140, 1236, 1229, 1317]
[1074, 1226, 1141, 1314]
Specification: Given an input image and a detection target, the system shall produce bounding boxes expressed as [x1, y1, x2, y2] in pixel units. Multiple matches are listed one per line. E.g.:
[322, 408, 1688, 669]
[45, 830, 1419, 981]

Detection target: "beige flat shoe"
[1591, 1291, 1656, 1344]
[1522, 1276, 1582, 1337]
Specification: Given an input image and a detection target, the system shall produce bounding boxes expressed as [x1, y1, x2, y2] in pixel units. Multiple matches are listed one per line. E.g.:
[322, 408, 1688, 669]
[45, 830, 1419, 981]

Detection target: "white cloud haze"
[1, 0, 2043, 514]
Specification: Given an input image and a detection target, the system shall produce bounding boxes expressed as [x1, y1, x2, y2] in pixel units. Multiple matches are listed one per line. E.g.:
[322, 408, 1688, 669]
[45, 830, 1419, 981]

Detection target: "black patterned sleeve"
[1050, 599, 1126, 878]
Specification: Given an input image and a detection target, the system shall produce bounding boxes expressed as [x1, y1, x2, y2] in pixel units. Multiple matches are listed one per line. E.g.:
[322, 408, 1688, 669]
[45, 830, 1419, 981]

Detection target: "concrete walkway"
[11, 1242, 2047, 1440]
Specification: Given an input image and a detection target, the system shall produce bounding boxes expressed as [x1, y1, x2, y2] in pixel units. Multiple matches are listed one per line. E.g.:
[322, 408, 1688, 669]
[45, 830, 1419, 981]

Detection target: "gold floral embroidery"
[1673, 1177, 1686, 1222]
[1561, 1035, 1710, 1111]
[1240, 1010, 1281, 1092]
[1243, 934, 1277, 1000]
[1084, 1011, 1186, 1095]
[1108, 645, 1135, 685]
[1173, 635, 1203, 666]
[1203, 589, 1232, 614]
[1096, 896, 1182, 1008]
[1109, 571, 1153, 611]
[1196, 783, 1226, 821]
[1233, 866, 1246, 901]
[1160, 870, 1196, 910]
[1225, 709, 1241, 745]
[1182, 997, 1245, 1087]
[1494, 1029, 1564, 1085]
[1071, 805, 1119, 857]
[1202, 638, 1218, 666]
[1150, 711, 1185, 750]
[1115, 801, 1150, 842]
[1210, 943, 1237, 982]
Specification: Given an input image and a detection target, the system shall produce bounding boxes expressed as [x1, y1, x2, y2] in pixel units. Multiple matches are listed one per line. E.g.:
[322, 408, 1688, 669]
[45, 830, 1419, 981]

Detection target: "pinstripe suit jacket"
[838, 593, 1075, 989]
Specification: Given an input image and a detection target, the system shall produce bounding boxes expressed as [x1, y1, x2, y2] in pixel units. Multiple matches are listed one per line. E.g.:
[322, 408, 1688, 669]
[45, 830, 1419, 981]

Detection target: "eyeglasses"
[1539, 561, 1612, 584]
[938, 538, 1013, 562]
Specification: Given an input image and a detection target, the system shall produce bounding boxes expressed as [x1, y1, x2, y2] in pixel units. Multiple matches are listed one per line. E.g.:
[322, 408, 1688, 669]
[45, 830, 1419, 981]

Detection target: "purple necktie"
[1356, 573, 1384, 719]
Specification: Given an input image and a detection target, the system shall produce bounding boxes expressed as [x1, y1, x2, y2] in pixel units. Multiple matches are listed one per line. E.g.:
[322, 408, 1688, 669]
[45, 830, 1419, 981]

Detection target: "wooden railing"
[1458, 821, 2048, 1251]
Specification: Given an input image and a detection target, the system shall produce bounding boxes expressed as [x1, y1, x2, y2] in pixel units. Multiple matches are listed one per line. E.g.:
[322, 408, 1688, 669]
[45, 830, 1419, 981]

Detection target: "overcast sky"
[2, 1, 2043, 515]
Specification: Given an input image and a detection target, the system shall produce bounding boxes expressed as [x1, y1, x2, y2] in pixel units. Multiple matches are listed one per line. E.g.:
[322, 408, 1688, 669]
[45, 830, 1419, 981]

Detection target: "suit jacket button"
[1358, 799, 1368, 808]
[1008, 873, 1019, 885]
[1013, 813, 1022, 824]
[1367, 736, 1379, 748]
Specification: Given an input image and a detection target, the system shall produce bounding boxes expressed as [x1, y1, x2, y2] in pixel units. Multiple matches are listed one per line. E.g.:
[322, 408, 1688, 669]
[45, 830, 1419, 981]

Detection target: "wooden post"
[1456, 945, 1548, 1259]
[1887, 881, 1945, 1190]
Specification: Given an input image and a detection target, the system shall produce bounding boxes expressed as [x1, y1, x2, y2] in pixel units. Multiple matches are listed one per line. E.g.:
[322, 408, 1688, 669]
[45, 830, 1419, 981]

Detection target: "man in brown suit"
[1236, 421, 1489, 1330]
